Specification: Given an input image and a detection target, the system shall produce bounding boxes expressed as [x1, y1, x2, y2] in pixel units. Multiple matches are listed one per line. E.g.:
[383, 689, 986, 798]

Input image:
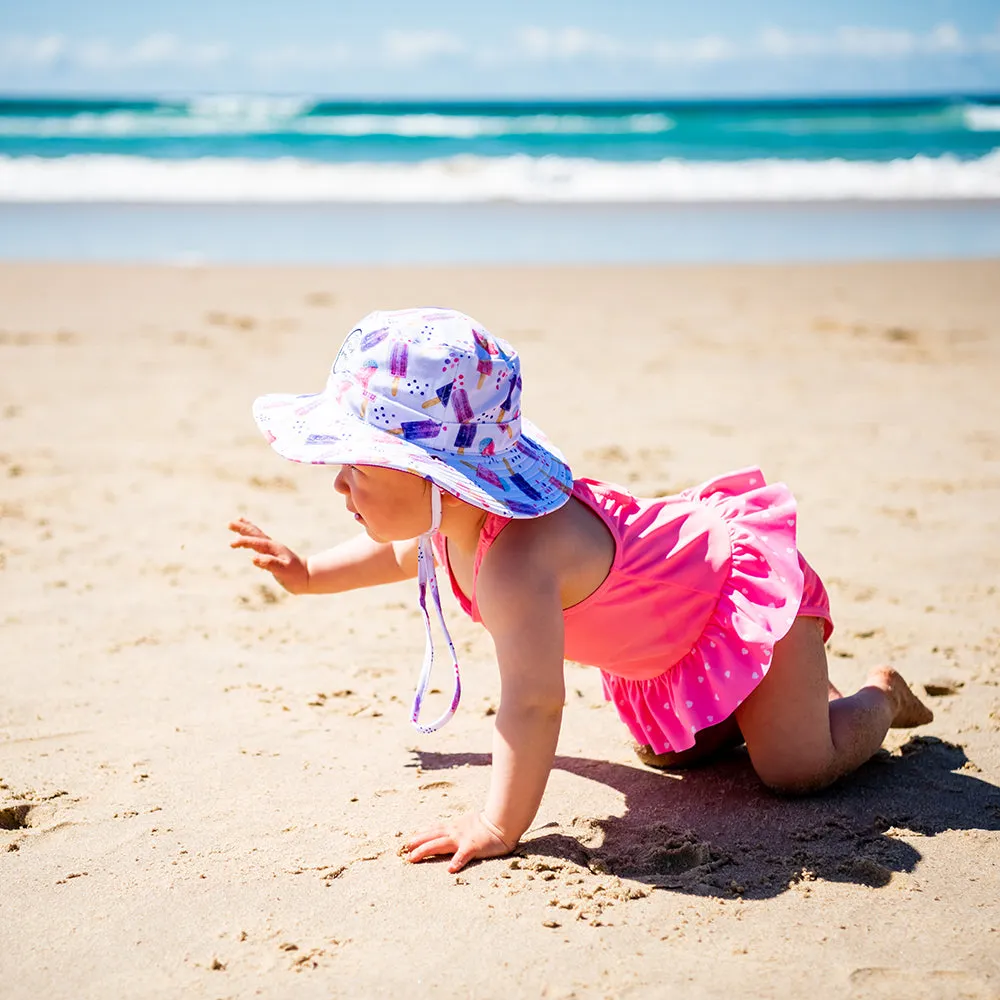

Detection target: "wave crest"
[0, 111, 676, 139]
[1, 151, 999, 203]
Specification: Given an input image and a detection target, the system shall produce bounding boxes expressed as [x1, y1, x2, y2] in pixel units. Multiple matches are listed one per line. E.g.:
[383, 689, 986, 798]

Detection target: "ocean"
[2, 94, 999, 263]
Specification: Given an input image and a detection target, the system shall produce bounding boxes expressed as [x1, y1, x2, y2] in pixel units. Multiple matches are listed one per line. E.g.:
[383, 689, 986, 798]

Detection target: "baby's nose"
[333, 467, 350, 494]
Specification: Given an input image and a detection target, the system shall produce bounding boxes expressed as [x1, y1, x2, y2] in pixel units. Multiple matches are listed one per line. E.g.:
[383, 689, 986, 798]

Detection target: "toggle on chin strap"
[411, 483, 462, 733]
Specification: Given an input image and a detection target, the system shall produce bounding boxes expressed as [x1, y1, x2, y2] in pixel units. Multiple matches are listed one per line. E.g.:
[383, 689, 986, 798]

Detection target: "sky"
[1, 0, 999, 99]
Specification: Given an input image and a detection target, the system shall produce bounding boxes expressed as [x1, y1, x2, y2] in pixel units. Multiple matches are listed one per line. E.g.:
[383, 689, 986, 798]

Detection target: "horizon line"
[1, 89, 999, 105]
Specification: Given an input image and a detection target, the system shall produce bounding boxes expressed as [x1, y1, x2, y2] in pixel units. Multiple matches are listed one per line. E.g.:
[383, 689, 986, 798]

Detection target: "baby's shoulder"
[481, 515, 555, 582]
[481, 497, 616, 613]
[473, 518, 562, 631]
[488, 501, 584, 563]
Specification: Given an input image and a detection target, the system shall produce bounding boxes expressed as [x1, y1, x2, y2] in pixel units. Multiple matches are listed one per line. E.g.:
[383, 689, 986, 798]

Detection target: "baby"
[230, 307, 933, 873]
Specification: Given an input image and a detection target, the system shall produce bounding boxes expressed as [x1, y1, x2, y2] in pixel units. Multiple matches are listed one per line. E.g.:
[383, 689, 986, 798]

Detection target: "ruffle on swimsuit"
[595, 469, 806, 754]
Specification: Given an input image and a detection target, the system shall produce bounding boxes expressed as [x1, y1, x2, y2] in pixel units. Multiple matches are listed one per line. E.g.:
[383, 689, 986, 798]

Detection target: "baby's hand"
[228, 517, 310, 595]
[404, 811, 515, 873]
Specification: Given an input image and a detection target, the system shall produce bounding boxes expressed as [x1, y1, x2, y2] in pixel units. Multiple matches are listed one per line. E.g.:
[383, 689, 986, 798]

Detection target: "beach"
[1, 259, 999, 998]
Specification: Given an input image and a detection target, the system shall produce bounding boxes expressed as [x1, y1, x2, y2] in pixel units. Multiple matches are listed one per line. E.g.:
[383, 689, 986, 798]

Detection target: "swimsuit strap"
[410, 484, 462, 733]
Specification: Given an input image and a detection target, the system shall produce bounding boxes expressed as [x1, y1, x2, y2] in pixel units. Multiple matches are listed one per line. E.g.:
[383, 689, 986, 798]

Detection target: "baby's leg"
[634, 715, 744, 769]
[735, 617, 933, 794]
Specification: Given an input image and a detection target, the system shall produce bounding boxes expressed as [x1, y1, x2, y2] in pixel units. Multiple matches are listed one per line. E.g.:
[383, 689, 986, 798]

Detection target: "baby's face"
[333, 464, 432, 541]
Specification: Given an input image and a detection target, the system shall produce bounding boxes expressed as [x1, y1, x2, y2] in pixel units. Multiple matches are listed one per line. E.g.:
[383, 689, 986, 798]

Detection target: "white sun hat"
[252, 307, 574, 732]
[253, 307, 573, 518]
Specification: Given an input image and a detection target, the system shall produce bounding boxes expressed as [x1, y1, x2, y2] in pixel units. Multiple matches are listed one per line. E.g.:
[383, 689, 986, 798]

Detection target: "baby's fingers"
[230, 534, 279, 554]
[406, 837, 456, 864]
[447, 847, 477, 874]
[404, 826, 445, 851]
[228, 518, 269, 538]
[251, 554, 286, 571]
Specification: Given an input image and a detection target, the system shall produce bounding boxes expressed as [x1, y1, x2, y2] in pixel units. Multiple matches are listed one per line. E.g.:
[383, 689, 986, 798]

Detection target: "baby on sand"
[230, 307, 933, 873]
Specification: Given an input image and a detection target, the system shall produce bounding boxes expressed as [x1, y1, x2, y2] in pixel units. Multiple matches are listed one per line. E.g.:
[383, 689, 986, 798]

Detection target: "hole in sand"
[0, 804, 33, 830]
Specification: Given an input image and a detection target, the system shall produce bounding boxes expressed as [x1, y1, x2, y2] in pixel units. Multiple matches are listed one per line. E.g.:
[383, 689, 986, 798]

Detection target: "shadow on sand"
[412, 736, 1000, 899]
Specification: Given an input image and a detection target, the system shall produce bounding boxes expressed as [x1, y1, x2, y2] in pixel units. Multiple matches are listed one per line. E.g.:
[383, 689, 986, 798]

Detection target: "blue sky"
[1, 0, 999, 98]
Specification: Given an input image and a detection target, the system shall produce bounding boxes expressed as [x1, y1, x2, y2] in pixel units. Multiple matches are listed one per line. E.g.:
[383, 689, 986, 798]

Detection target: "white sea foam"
[0, 111, 675, 139]
[2, 100, 995, 140]
[186, 94, 316, 120]
[1, 151, 999, 203]
[963, 103, 1000, 132]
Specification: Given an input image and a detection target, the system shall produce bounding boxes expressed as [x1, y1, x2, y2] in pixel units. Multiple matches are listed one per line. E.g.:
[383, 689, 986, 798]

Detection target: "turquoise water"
[2, 95, 999, 163]
[2, 94, 998, 261]
[1, 95, 999, 204]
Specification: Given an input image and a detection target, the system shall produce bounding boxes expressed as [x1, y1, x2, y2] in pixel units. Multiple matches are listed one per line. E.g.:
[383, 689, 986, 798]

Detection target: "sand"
[1, 260, 999, 999]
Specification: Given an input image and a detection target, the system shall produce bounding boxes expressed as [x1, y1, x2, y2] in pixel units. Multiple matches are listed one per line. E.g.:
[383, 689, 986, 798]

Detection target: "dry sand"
[1, 260, 999, 999]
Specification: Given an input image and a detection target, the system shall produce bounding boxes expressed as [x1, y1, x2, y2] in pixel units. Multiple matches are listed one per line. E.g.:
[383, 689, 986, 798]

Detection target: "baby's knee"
[755, 763, 837, 797]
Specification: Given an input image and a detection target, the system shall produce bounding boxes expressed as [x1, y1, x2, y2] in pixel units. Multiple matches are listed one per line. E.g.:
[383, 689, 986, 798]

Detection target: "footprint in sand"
[586, 822, 728, 888]
[849, 967, 992, 999]
[923, 677, 964, 697]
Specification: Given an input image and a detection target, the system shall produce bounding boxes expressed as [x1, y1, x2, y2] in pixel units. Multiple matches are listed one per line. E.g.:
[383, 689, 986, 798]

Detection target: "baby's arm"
[229, 517, 418, 595]
[405, 534, 565, 871]
[482, 571, 566, 841]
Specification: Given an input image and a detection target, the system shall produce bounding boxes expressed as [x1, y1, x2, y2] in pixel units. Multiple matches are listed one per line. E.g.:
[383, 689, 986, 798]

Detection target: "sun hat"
[252, 307, 573, 518]
[252, 307, 574, 733]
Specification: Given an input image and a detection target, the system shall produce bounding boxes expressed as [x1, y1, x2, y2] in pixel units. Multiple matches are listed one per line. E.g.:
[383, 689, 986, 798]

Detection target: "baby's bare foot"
[867, 666, 934, 728]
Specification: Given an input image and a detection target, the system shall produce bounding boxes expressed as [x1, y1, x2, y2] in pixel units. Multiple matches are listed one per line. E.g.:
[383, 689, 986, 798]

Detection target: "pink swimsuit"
[437, 467, 833, 755]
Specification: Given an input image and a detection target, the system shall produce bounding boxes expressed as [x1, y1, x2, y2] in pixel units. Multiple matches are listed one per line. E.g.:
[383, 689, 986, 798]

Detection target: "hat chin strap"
[411, 483, 462, 733]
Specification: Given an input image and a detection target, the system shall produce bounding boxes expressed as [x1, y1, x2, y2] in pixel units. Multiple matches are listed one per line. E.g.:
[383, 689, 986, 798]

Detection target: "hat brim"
[253, 391, 574, 519]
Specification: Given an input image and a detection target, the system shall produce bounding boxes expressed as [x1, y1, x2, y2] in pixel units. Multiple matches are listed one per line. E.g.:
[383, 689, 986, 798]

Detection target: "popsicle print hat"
[252, 307, 574, 734]
[252, 307, 574, 518]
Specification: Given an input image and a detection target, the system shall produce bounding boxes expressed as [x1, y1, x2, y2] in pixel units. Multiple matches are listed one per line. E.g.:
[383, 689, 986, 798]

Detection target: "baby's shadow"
[412, 736, 1000, 899]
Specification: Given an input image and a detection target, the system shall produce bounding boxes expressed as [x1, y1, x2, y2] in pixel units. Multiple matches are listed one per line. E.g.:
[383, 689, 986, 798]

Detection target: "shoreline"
[2, 200, 1000, 266]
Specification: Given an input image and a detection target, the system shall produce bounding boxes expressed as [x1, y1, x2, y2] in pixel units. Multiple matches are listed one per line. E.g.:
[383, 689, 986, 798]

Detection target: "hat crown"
[329, 309, 523, 457]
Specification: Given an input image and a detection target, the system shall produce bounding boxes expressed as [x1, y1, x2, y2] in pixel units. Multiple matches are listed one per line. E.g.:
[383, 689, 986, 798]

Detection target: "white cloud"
[926, 22, 963, 53]
[517, 27, 626, 61]
[382, 29, 465, 63]
[117, 33, 228, 67]
[520, 22, 981, 66]
[835, 26, 915, 57]
[75, 39, 116, 70]
[0, 20, 995, 83]
[52, 31, 230, 72]
[249, 42, 353, 70]
[24, 32, 232, 71]
[127, 32, 182, 65]
[0, 34, 69, 67]
[129, 33, 229, 67]
[757, 28, 801, 57]
[756, 22, 973, 59]
[652, 35, 736, 63]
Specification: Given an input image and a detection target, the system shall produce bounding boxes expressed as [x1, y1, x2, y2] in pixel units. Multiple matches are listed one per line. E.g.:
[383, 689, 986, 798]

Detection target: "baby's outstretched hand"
[404, 812, 515, 873]
[228, 517, 310, 595]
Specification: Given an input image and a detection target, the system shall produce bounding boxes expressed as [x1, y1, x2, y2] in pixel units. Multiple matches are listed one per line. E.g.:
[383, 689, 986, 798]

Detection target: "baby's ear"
[439, 489, 480, 515]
